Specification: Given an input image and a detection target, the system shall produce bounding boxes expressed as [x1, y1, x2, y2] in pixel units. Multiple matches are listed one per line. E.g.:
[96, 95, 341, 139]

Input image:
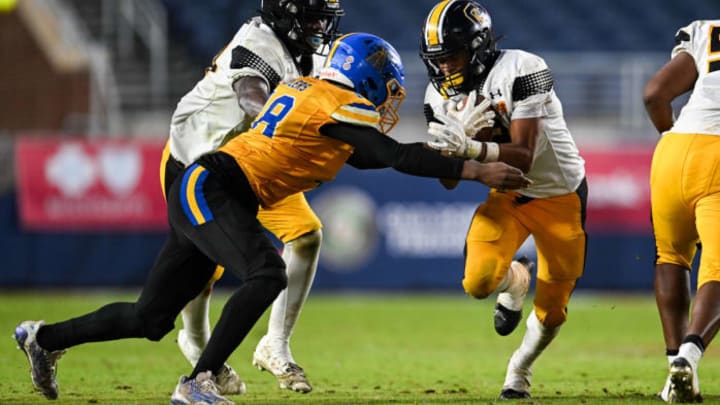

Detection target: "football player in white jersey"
[644, 19, 720, 403]
[160, 0, 344, 394]
[420, 0, 587, 399]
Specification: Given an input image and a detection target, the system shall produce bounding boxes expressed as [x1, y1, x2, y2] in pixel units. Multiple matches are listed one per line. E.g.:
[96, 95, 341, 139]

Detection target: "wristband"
[480, 142, 500, 162]
[466, 139, 483, 160]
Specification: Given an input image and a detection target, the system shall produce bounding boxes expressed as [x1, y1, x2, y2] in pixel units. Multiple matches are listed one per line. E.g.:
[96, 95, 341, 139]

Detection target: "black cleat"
[494, 257, 533, 336]
[499, 388, 531, 400]
[494, 304, 523, 336]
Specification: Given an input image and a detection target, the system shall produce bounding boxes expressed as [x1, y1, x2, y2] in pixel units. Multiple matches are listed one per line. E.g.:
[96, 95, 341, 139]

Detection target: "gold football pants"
[651, 133, 720, 288]
[462, 184, 587, 328]
[160, 141, 322, 282]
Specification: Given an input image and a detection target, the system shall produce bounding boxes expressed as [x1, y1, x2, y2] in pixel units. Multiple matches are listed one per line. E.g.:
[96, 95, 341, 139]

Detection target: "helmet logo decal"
[367, 49, 387, 71]
[424, 0, 452, 46]
[465, 4, 484, 24]
[342, 55, 354, 70]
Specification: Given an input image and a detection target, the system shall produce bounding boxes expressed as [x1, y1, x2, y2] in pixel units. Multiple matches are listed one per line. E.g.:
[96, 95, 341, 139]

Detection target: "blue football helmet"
[318, 32, 406, 133]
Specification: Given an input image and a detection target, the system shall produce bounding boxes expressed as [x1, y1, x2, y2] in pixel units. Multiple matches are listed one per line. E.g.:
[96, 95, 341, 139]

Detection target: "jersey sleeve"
[329, 99, 381, 130]
[671, 21, 700, 62]
[423, 83, 446, 124]
[227, 22, 285, 91]
[511, 52, 554, 119]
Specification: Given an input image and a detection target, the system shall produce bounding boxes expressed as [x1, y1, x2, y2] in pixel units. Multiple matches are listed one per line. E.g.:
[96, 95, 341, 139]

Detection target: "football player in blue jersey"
[14, 32, 530, 405]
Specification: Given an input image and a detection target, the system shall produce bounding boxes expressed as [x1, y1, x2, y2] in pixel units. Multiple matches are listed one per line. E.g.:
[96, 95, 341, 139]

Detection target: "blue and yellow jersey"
[218, 77, 379, 207]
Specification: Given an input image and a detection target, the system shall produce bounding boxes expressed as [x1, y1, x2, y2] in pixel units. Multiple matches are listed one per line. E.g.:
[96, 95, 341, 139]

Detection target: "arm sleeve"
[320, 123, 465, 179]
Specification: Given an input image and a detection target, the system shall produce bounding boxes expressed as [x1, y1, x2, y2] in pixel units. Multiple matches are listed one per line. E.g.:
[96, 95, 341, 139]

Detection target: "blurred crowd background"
[0, 0, 714, 290]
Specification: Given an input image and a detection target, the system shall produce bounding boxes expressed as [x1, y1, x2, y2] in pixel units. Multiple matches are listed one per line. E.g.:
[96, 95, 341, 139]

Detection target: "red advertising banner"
[15, 136, 168, 231]
[583, 145, 654, 233]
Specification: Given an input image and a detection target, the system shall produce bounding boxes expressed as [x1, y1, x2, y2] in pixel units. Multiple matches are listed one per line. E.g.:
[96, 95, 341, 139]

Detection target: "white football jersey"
[169, 17, 322, 165]
[424, 49, 585, 198]
[668, 20, 720, 136]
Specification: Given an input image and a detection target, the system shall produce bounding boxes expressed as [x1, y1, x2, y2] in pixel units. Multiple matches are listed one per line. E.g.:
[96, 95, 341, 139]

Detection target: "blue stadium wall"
[0, 167, 663, 290]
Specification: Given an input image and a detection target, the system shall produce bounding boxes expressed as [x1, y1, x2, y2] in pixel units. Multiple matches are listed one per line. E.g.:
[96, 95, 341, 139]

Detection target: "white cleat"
[659, 373, 672, 402]
[665, 357, 702, 403]
[215, 364, 246, 395]
[252, 335, 312, 393]
[177, 329, 246, 395]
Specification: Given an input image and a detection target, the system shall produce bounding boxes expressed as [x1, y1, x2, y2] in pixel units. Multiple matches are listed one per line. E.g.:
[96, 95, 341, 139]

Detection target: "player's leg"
[500, 181, 586, 400]
[161, 143, 245, 394]
[177, 265, 245, 395]
[462, 192, 531, 336]
[167, 164, 287, 404]
[167, 163, 286, 404]
[254, 192, 322, 392]
[650, 134, 705, 402]
[177, 274, 215, 365]
[14, 227, 216, 400]
[667, 148, 720, 403]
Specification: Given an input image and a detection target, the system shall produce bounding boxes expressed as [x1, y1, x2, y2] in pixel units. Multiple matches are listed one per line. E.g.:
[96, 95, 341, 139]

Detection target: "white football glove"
[427, 112, 484, 159]
[445, 90, 496, 138]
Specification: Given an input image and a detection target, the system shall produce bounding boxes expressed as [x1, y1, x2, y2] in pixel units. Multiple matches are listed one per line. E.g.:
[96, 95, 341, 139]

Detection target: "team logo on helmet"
[367, 49, 387, 71]
[466, 4, 485, 24]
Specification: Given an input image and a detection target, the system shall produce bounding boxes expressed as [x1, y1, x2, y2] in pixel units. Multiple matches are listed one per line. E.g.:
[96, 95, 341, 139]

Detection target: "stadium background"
[0, 0, 714, 290]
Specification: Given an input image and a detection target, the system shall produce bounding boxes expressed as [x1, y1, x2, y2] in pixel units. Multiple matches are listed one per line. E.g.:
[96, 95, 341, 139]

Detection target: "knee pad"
[698, 257, 720, 289]
[289, 229, 322, 257]
[463, 255, 504, 299]
[534, 305, 567, 329]
[533, 279, 576, 329]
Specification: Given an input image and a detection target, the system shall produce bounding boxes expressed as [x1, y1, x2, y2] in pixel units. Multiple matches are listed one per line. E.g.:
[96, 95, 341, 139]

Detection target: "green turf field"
[0, 291, 717, 404]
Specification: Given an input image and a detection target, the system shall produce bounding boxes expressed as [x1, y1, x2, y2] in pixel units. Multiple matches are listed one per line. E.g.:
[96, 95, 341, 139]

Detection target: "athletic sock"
[266, 231, 320, 347]
[181, 285, 212, 349]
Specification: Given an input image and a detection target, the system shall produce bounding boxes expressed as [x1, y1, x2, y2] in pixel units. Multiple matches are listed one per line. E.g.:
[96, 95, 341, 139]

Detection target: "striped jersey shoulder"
[330, 100, 380, 129]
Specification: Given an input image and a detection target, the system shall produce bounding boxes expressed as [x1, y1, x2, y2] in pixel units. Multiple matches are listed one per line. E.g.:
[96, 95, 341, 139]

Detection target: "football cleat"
[494, 257, 533, 336]
[13, 320, 66, 400]
[659, 373, 672, 402]
[178, 329, 245, 395]
[666, 357, 703, 403]
[170, 371, 234, 405]
[501, 352, 533, 401]
[499, 388, 531, 400]
[252, 335, 312, 393]
[214, 364, 246, 396]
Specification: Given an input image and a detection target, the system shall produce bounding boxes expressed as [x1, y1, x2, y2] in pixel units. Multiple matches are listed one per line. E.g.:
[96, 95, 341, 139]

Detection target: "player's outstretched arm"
[460, 160, 530, 190]
[320, 123, 530, 189]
